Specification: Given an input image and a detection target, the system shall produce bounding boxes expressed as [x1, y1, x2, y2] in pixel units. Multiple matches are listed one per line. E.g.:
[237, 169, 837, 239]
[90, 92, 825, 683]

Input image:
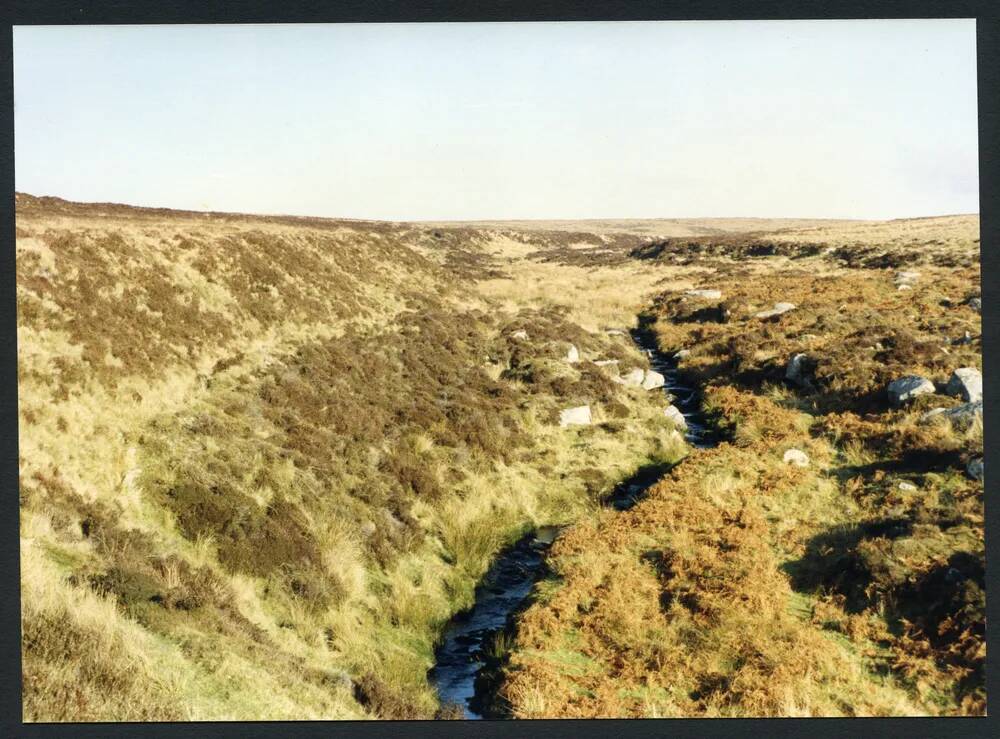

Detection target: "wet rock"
[945, 367, 982, 403]
[511, 329, 528, 340]
[783, 448, 810, 467]
[642, 369, 665, 390]
[559, 405, 592, 427]
[566, 344, 580, 364]
[887, 375, 935, 406]
[663, 405, 687, 429]
[755, 302, 796, 319]
[685, 289, 722, 300]
[967, 457, 983, 481]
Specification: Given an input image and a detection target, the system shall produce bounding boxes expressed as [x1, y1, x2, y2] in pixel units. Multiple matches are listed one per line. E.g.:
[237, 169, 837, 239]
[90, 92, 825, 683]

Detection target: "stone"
[593, 359, 619, 367]
[642, 370, 666, 390]
[359, 521, 377, 538]
[967, 457, 984, 481]
[887, 375, 935, 406]
[685, 289, 722, 300]
[785, 353, 810, 387]
[619, 368, 646, 386]
[559, 405, 592, 427]
[511, 329, 528, 340]
[897, 284, 912, 291]
[605, 329, 627, 336]
[783, 448, 810, 467]
[898, 481, 917, 492]
[755, 302, 796, 319]
[663, 405, 687, 429]
[566, 344, 580, 363]
[945, 367, 982, 403]
[967, 297, 981, 313]
[895, 270, 921, 285]
[923, 401, 983, 431]
[674, 349, 691, 359]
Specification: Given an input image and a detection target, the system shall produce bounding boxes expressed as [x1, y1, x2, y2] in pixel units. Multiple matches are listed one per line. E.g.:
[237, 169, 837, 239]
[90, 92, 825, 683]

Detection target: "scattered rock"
[898, 481, 917, 492]
[887, 375, 935, 406]
[945, 367, 982, 403]
[967, 297, 981, 313]
[673, 349, 691, 359]
[783, 448, 810, 467]
[785, 353, 812, 387]
[922, 401, 983, 430]
[642, 370, 665, 390]
[895, 270, 921, 286]
[663, 405, 687, 429]
[593, 359, 619, 367]
[511, 329, 528, 340]
[566, 344, 580, 364]
[685, 289, 722, 300]
[755, 302, 796, 319]
[955, 331, 974, 345]
[618, 368, 646, 387]
[559, 405, 592, 427]
[967, 457, 983, 481]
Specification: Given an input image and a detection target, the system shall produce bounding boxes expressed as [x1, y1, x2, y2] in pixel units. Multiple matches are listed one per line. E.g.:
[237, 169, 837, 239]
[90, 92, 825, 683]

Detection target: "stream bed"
[428, 328, 714, 718]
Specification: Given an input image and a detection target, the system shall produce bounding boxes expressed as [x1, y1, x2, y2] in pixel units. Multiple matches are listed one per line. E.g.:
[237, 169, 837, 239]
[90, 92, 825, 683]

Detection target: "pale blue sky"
[14, 20, 979, 220]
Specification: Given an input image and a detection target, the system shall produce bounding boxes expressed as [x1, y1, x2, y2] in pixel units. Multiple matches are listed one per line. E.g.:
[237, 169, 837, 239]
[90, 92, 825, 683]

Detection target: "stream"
[428, 328, 715, 719]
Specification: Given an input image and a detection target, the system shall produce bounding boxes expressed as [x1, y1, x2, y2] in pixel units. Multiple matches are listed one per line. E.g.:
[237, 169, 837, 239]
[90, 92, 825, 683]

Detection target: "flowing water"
[428, 328, 715, 718]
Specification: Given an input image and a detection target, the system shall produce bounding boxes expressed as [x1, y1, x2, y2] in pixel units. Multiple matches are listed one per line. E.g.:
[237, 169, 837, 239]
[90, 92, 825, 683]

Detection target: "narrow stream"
[428, 327, 715, 719]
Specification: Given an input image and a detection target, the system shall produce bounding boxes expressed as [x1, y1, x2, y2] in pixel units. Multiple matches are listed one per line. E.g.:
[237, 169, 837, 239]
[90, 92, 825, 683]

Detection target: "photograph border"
[1, 2, 996, 738]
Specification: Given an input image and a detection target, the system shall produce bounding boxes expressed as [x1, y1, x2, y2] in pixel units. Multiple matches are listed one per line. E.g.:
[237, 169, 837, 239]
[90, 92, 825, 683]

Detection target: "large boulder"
[618, 368, 646, 386]
[566, 344, 580, 364]
[685, 289, 722, 300]
[887, 375, 935, 406]
[945, 367, 982, 403]
[755, 302, 796, 319]
[663, 405, 687, 429]
[783, 448, 810, 467]
[642, 370, 666, 390]
[922, 401, 983, 430]
[559, 405, 592, 427]
[785, 353, 813, 388]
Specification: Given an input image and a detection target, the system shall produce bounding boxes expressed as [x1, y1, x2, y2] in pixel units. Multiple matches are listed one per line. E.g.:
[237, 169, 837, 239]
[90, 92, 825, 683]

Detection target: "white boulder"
[559, 405, 592, 427]
[511, 329, 528, 340]
[945, 367, 982, 403]
[566, 344, 580, 364]
[898, 481, 917, 492]
[619, 368, 646, 386]
[783, 448, 810, 467]
[887, 375, 935, 406]
[642, 370, 666, 390]
[674, 349, 691, 360]
[895, 270, 921, 286]
[663, 405, 687, 429]
[785, 353, 810, 387]
[755, 302, 796, 319]
[593, 359, 619, 367]
[685, 289, 722, 300]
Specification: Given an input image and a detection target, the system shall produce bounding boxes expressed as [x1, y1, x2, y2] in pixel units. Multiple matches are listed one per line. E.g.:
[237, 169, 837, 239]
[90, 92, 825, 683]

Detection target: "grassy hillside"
[17, 194, 983, 719]
[497, 227, 984, 717]
[17, 194, 694, 720]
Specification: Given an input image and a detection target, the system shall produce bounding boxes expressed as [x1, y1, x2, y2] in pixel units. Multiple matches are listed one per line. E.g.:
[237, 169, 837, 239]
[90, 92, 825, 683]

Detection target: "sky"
[13, 20, 979, 221]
